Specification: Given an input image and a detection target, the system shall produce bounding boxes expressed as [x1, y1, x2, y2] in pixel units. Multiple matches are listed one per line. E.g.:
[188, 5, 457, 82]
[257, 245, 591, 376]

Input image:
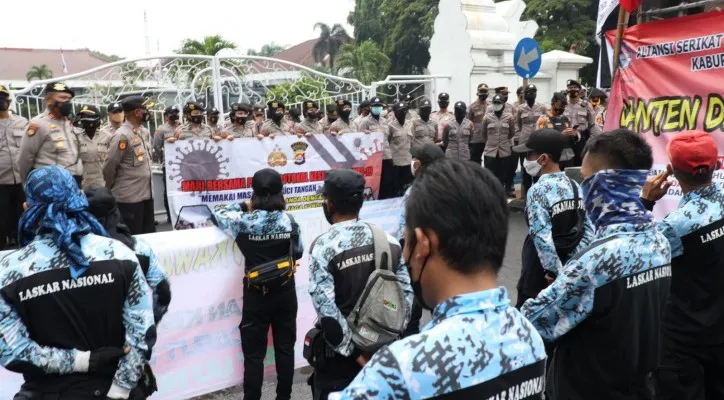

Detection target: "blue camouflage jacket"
[526, 172, 594, 274]
[309, 220, 413, 356]
[134, 237, 170, 322]
[397, 185, 412, 241]
[0, 234, 154, 398]
[330, 287, 547, 399]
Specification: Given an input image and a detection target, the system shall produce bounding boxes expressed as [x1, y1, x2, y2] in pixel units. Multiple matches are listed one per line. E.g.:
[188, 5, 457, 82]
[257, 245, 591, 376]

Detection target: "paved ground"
[189, 208, 528, 400]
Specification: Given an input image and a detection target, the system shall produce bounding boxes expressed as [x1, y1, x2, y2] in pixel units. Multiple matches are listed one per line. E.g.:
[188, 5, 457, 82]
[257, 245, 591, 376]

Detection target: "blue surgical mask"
[371, 106, 383, 116]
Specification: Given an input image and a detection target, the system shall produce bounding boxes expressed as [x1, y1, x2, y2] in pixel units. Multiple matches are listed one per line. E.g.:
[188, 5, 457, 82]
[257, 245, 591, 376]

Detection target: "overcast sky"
[1, 0, 355, 58]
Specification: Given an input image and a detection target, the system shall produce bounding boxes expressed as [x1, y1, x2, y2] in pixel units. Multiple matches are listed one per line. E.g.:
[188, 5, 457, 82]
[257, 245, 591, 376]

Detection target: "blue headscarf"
[580, 169, 654, 229]
[19, 166, 109, 279]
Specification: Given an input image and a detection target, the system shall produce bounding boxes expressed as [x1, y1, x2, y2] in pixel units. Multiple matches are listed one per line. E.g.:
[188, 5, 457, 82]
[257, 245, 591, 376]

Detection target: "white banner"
[596, 0, 619, 45]
[0, 198, 404, 400]
[165, 133, 384, 227]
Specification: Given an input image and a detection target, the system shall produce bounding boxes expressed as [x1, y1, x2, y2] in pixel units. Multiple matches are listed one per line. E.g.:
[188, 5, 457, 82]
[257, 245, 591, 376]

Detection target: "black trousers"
[392, 165, 413, 198]
[516, 235, 549, 309]
[402, 299, 424, 338]
[379, 159, 396, 200]
[484, 154, 513, 189]
[506, 154, 520, 190]
[653, 334, 724, 400]
[520, 156, 533, 192]
[241, 279, 298, 400]
[161, 166, 171, 224]
[14, 378, 112, 400]
[469, 143, 484, 166]
[0, 184, 24, 250]
[118, 199, 156, 235]
[312, 354, 362, 400]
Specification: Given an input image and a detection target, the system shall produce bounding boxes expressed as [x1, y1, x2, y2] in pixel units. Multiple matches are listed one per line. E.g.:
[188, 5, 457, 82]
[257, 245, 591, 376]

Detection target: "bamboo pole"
[611, 7, 631, 79]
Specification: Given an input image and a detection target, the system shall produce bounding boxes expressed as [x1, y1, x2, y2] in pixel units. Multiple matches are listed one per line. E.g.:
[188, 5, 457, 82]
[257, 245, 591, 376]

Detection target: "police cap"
[419, 99, 432, 109]
[454, 101, 467, 110]
[303, 100, 319, 111]
[326, 104, 336, 114]
[77, 104, 100, 116]
[517, 86, 524, 95]
[252, 168, 284, 196]
[336, 99, 352, 108]
[164, 105, 180, 116]
[122, 96, 147, 112]
[589, 88, 607, 99]
[359, 99, 370, 109]
[494, 86, 509, 95]
[438, 92, 450, 101]
[231, 103, 252, 113]
[44, 82, 75, 97]
[184, 101, 203, 113]
[477, 84, 489, 94]
[253, 104, 265, 114]
[525, 84, 538, 93]
[206, 107, 220, 116]
[392, 101, 408, 112]
[107, 102, 123, 113]
[0, 85, 9, 96]
[267, 100, 285, 110]
[316, 169, 365, 204]
[492, 94, 504, 104]
[566, 79, 582, 89]
[370, 97, 383, 107]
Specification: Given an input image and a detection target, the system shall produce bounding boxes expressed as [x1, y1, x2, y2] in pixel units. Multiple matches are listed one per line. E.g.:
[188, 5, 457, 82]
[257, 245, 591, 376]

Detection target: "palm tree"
[312, 23, 352, 72]
[176, 35, 237, 55]
[26, 64, 53, 81]
[335, 41, 390, 85]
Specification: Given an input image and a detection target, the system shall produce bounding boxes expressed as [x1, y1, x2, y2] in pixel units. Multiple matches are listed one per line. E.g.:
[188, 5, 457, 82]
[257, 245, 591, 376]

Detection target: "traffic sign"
[514, 38, 542, 79]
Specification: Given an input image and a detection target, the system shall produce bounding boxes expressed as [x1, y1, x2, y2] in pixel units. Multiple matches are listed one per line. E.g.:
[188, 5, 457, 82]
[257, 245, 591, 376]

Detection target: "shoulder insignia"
[119, 140, 128, 150]
[26, 122, 40, 136]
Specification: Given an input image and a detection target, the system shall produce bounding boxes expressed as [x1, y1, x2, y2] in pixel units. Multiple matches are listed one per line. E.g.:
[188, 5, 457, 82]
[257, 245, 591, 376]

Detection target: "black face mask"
[306, 112, 317, 121]
[553, 107, 565, 116]
[500, 95, 509, 103]
[438, 101, 449, 109]
[454, 108, 466, 123]
[209, 117, 219, 125]
[81, 120, 101, 132]
[340, 110, 351, 119]
[405, 238, 433, 311]
[478, 93, 488, 101]
[0, 97, 9, 112]
[525, 92, 536, 105]
[235, 116, 248, 125]
[272, 113, 283, 122]
[569, 90, 579, 98]
[169, 114, 180, 122]
[322, 202, 334, 225]
[189, 115, 203, 124]
[419, 108, 431, 121]
[55, 101, 73, 117]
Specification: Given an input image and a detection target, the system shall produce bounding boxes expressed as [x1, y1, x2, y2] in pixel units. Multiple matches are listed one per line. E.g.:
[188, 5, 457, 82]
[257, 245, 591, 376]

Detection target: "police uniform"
[353, 99, 370, 126]
[309, 169, 413, 399]
[320, 104, 337, 134]
[153, 106, 180, 224]
[212, 169, 303, 400]
[522, 169, 671, 400]
[411, 100, 437, 148]
[330, 99, 359, 135]
[206, 107, 222, 137]
[443, 102, 473, 160]
[296, 101, 324, 135]
[224, 103, 257, 139]
[97, 102, 124, 162]
[0, 84, 28, 250]
[536, 110, 576, 169]
[431, 92, 454, 147]
[330, 287, 546, 400]
[74, 105, 106, 190]
[102, 96, 155, 235]
[516, 86, 548, 191]
[481, 96, 516, 190]
[564, 80, 595, 166]
[359, 97, 394, 199]
[261, 101, 293, 136]
[18, 83, 82, 185]
[388, 101, 414, 196]
[468, 83, 491, 164]
[252, 104, 265, 135]
[589, 87, 607, 137]
[0, 166, 155, 400]
[175, 102, 214, 140]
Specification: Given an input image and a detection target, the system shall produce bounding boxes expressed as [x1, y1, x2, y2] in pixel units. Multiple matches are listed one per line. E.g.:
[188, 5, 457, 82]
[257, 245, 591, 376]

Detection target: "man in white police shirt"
[641, 131, 724, 399]
[309, 169, 413, 400]
[0, 166, 154, 400]
[211, 168, 303, 400]
[330, 159, 546, 400]
[522, 130, 672, 400]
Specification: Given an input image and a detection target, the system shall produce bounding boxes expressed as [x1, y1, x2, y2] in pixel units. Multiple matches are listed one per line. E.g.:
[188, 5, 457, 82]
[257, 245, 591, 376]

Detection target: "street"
[192, 208, 528, 400]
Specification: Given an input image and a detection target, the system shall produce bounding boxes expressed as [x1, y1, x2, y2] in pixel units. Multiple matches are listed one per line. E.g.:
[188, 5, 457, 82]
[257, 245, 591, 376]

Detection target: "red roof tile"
[0, 48, 111, 81]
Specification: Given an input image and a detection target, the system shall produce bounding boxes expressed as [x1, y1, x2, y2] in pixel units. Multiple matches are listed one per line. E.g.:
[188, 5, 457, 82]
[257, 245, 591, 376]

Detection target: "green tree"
[265, 76, 330, 105]
[176, 35, 237, 55]
[312, 23, 353, 71]
[380, 0, 439, 75]
[521, 0, 598, 84]
[247, 42, 289, 57]
[336, 41, 390, 84]
[26, 64, 53, 81]
[348, 0, 387, 45]
[87, 49, 124, 62]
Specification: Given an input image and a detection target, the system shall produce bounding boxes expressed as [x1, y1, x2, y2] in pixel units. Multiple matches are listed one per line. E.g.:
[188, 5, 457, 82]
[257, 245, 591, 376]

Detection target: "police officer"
[564, 79, 595, 165]
[359, 97, 394, 199]
[174, 102, 213, 140]
[103, 96, 155, 235]
[430, 92, 453, 148]
[320, 104, 338, 133]
[410, 99, 437, 148]
[309, 169, 412, 399]
[443, 101, 473, 160]
[18, 82, 82, 186]
[74, 105, 106, 190]
[522, 130, 671, 399]
[0, 84, 28, 250]
[353, 99, 370, 126]
[468, 83, 490, 165]
[402, 94, 419, 121]
[296, 100, 323, 136]
[252, 103, 265, 135]
[640, 131, 724, 400]
[330, 159, 546, 400]
[481, 94, 516, 196]
[206, 106, 221, 137]
[516, 84, 548, 192]
[100, 102, 125, 138]
[261, 100, 293, 137]
[589, 87, 607, 137]
[536, 92, 577, 169]
[512, 129, 594, 308]
[224, 103, 257, 139]
[287, 107, 302, 132]
[0, 166, 155, 400]
[329, 99, 358, 135]
[212, 168, 303, 400]
[388, 101, 414, 196]
[494, 86, 516, 115]
[152, 105, 180, 224]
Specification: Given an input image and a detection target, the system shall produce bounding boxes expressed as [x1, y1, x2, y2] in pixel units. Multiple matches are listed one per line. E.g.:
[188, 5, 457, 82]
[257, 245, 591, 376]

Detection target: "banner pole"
[611, 7, 630, 79]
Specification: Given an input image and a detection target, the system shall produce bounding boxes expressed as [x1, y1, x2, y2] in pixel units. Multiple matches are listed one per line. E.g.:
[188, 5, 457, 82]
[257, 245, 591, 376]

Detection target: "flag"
[60, 50, 68, 74]
[620, 0, 644, 13]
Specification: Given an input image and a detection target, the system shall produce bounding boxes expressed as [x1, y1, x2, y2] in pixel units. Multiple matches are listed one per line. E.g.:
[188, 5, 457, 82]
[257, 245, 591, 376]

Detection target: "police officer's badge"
[267, 145, 288, 167]
[291, 141, 308, 165]
[26, 122, 39, 136]
[595, 113, 604, 127]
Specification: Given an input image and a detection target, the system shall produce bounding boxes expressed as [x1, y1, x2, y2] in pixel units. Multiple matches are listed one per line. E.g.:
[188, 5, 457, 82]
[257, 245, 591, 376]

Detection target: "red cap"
[667, 131, 719, 174]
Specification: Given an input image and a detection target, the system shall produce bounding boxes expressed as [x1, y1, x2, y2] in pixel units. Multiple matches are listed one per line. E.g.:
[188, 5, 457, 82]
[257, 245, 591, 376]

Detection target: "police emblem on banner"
[268, 145, 288, 167]
[291, 141, 308, 165]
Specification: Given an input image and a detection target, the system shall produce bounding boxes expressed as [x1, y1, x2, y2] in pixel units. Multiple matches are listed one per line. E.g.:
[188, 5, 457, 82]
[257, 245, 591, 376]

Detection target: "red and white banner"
[604, 11, 724, 216]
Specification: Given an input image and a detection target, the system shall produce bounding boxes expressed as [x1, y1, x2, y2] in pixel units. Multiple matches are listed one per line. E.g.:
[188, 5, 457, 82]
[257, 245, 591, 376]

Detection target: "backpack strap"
[287, 213, 299, 259]
[366, 222, 391, 271]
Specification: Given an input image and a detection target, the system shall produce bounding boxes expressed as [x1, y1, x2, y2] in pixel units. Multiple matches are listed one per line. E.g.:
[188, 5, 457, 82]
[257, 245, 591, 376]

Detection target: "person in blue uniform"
[211, 168, 303, 400]
[0, 166, 155, 400]
[512, 129, 594, 308]
[308, 169, 413, 400]
[640, 131, 724, 400]
[522, 129, 672, 400]
[329, 158, 547, 400]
